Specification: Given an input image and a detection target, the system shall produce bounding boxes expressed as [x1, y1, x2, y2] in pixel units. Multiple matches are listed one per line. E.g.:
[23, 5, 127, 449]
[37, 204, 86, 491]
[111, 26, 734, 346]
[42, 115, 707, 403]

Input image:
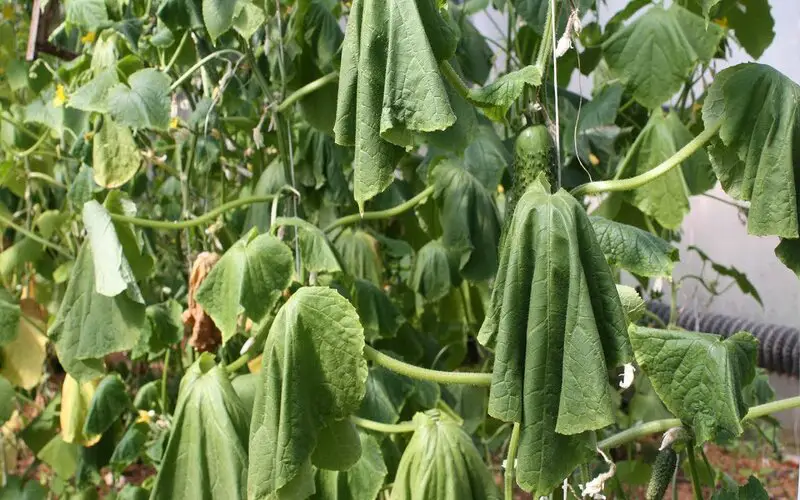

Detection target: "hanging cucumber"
[507, 125, 555, 220]
[646, 447, 678, 500]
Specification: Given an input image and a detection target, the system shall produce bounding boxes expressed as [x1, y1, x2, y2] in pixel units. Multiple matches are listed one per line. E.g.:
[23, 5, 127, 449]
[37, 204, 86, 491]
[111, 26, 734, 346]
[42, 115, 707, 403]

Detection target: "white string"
[550, 0, 562, 189]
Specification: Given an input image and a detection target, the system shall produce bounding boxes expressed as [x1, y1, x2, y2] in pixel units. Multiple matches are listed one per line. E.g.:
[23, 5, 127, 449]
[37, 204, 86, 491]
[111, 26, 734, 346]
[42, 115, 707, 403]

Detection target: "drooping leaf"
[49, 244, 146, 383]
[512, 0, 593, 35]
[589, 215, 678, 277]
[194, 229, 293, 343]
[462, 122, 511, 189]
[0, 299, 48, 389]
[629, 325, 758, 444]
[274, 217, 342, 275]
[248, 287, 368, 500]
[232, 0, 266, 39]
[107, 69, 171, 130]
[333, 229, 383, 286]
[349, 279, 404, 342]
[357, 366, 415, 424]
[84, 374, 131, 436]
[60, 375, 101, 447]
[92, 118, 142, 188]
[718, 0, 775, 60]
[688, 245, 763, 306]
[409, 239, 453, 303]
[312, 431, 388, 500]
[478, 178, 631, 496]
[151, 354, 250, 500]
[614, 111, 711, 229]
[702, 63, 800, 239]
[431, 160, 502, 281]
[36, 435, 79, 479]
[82, 200, 143, 300]
[468, 65, 542, 122]
[616, 285, 645, 324]
[390, 412, 500, 500]
[334, 0, 471, 208]
[603, 5, 724, 108]
[711, 476, 769, 500]
[109, 421, 149, 470]
[453, 12, 493, 85]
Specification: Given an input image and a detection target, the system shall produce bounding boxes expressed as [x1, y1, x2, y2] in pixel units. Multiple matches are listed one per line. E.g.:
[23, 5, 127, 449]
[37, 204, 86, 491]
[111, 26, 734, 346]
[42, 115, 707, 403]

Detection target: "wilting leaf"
[0, 299, 48, 389]
[357, 366, 415, 424]
[590, 216, 678, 277]
[312, 431, 387, 500]
[194, 229, 293, 343]
[61, 375, 101, 446]
[409, 239, 453, 302]
[390, 412, 500, 499]
[629, 325, 758, 444]
[478, 177, 631, 496]
[150, 354, 250, 500]
[92, 118, 142, 188]
[248, 287, 368, 500]
[104, 191, 155, 281]
[348, 279, 404, 342]
[333, 229, 383, 286]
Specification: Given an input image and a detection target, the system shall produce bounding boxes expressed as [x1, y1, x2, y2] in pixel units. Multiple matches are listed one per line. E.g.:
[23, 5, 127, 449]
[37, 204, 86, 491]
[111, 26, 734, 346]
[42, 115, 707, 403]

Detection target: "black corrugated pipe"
[646, 302, 800, 378]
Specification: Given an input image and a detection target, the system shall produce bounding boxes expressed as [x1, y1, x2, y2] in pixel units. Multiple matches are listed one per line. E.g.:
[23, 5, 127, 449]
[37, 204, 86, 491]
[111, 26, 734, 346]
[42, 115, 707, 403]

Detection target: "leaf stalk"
[324, 185, 436, 233]
[350, 415, 417, 434]
[275, 72, 339, 113]
[363, 345, 492, 386]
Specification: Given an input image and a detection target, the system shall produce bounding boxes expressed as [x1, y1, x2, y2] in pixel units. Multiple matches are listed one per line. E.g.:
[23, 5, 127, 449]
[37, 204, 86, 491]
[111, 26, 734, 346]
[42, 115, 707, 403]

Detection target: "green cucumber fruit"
[646, 447, 678, 500]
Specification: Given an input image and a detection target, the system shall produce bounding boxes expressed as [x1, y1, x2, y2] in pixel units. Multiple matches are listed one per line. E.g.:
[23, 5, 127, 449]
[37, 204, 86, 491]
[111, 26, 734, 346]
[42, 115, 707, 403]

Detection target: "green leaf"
[702, 63, 800, 239]
[0, 238, 44, 279]
[157, 0, 204, 32]
[195, 229, 293, 343]
[478, 178, 631, 496]
[711, 476, 769, 499]
[711, 262, 763, 306]
[133, 380, 161, 411]
[92, 117, 142, 188]
[722, 0, 775, 60]
[462, 122, 511, 189]
[0, 300, 21, 347]
[312, 431, 388, 500]
[603, 5, 724, 108]
[431, 159, 502, 281]
[349, 279, 404, 342]
[333, 229, 383, 286]
[82, 200, 143, 300]
[410, 239, 453, 303]
[109, 421, 149, 470]
[775, 238, 800, 278]
[616, 285, 645, 324]
[615, 111, 710, 229]
[453, 13, 493, 85]
[274, 217, 342, 275]
[132, 300, 183, 359]
[232, 0, 266, 39]
[49, 244, 145, 382]
[590, 215, 679, 277]
[104, 191, 155, 280]
[66, 0, 109, 30]
[629, 326, 758, 444]
[390, 412, 501, 500]
[357, 366, 415, 424]
[469, 65, 542, 122]
[68, 69, 119, 113]
[203, 0, 236, 41]
[0, 375, 14, 425]
[107, 69, 172, 130]
[151, 354, 250, 500]
[334, 0, 468, 208]
[563, 83, 624, 167]
[248, 287, 368, 500]
[118, 485, 151, 500]
[36, 435, 79, 479]
[84, 374, 131, 436]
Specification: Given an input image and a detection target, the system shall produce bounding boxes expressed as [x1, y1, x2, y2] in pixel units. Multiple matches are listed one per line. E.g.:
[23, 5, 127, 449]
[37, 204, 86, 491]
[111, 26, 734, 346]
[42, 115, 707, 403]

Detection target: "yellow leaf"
[80, 31, 96, 44]
[2, 3, 13, 20]
[60, 374, 101, 446]
[53, 84, 67, 108]
[247, 354, 262, 373]
[0, 299, 48, 389]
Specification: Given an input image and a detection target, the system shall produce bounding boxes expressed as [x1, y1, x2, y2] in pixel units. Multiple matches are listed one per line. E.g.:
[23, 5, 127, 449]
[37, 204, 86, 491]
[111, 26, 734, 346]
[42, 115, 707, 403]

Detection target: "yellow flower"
[589, 153, 600, 166]
[497, 184, 505, 194]
[80, 31, 96, 44]
[136, 410, 152, 424]
[53, 84, 67, 107]
[2, 3, 13, 20]
[713, 17, 728, 29]
[169, 116, 180, 129]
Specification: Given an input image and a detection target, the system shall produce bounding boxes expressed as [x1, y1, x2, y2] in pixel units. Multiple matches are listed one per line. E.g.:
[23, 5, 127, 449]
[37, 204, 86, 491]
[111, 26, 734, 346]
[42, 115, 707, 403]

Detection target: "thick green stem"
[599, 396, 800, 450]
[571, 123, 721, 197]
[504, 423, 521, 500]
[363, 345, 492, 386]
[685, 439, 704, 500]
[169, 49, 244, 91]
[350, 415, 417, 434]
[161, 348, 171, 414]
[109, 194, 278, 230]
[163, 30, 190, 74]
[439, 61, 471, 101]
[324, 185, 436, 233]
[0, 214, 72, 258]
[276, 72, 339, 113]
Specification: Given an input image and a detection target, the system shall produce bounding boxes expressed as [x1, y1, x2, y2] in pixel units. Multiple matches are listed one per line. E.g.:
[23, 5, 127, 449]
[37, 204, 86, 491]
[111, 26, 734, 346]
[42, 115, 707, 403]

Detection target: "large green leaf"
[478, 178, 631, 496]
[589, 216, 678, 277]
[333, 229, 383, 286]
[390, 412, 500, 500]
[92, 117, 142, 188]
[0, 238, 43, 279]
[453, 12, 493, 85]
[203, 0, 236, 41]
[84, 374, 130, 436]
[711, 476, 769, 500]
[107, 69, 171, 130]
[50, 244, 145, 382]
[702, 63, 800, 239]
[431, 160, 502, 281]
[629, 326, 758, 444]
[409, 239, 453, 303]
[462, 122, 511, 189]
[334, 0, 472, 208]
[68, 69, 119, 113]
[312, 431, 388, 500]
[66, 0, 109, 30]
[194, 229, 293, 344]
[157, 0, 204, 32]
[248, 287, 368, 500]
[603, 5, 724, 108]
[710, 0, 774, 59]
[151, 354, 250, 500]
[615, 111, 711, 229]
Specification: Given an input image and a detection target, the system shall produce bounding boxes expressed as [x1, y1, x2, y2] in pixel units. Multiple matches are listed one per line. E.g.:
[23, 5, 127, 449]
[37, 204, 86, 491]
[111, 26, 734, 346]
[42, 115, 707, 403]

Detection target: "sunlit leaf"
[92, 118, 142, 188]
[84, 374, 131, 436]
[333, 229, 383, 286]
[107, 69, 171, 130]
[60, 375, 101, 446]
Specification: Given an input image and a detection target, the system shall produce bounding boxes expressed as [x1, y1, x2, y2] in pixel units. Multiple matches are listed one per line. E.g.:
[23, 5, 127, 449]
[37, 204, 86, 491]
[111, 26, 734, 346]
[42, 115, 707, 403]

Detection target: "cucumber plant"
[0, 0, 795, 498]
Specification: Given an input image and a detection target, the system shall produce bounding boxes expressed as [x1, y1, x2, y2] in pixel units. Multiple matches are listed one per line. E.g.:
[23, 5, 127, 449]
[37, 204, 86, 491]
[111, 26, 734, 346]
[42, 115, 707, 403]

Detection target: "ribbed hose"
[647, 302, 800, 378]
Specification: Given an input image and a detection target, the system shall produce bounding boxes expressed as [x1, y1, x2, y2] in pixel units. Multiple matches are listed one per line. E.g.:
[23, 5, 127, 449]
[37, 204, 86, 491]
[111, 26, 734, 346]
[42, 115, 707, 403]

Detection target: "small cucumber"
[646, 447, 678, 500]
[509, 125, 554, 217]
